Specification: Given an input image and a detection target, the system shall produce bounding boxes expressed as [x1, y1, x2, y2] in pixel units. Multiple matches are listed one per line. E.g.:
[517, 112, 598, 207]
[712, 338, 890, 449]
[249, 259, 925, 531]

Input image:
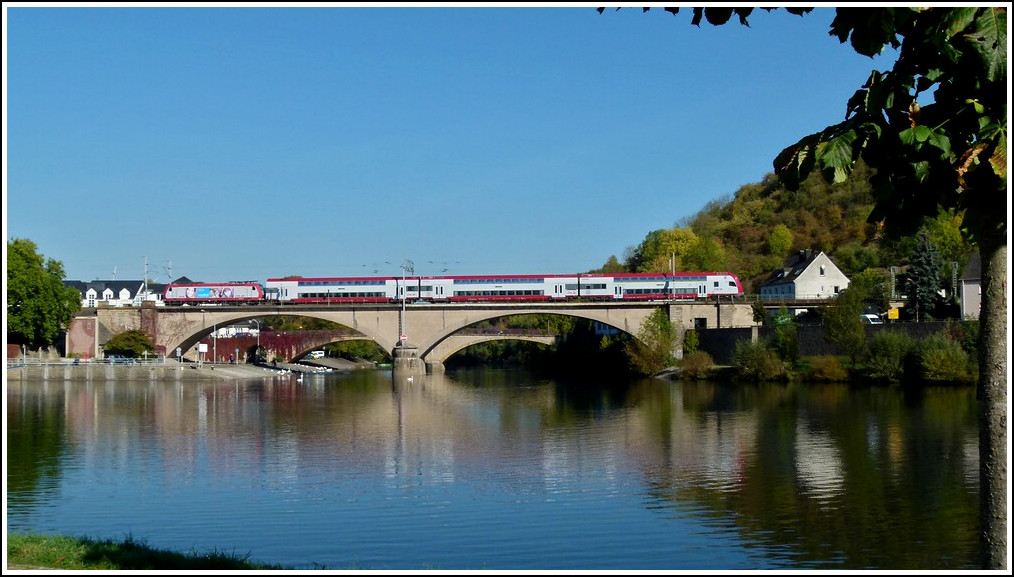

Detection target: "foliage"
[772, 315, 799, 368]
[863, 330, 916, 383]
[942, 318, 980, 361]
[103, 330, 156, 358]
[677, 350, 714, 380]
[328, 340, 390, 363]
[923, 210, 974, 266]
[608, 8, 1007, 563]
[681, 328, 699, 354]
[595, 255, 627, 273]
[906, 229, 945, 320]
[822, 285, 868, 368]
[264, 316, 347, 331]
[910, 333, 974, 384]
[625, 227, 701, 272]
[625, 308, 676, 375]
[767, 224, 794, 258]
[847, 268, 891, 314]
[7, 238, 83, 349]
[805, 355, 849, 382]
[683, 235, 729, 271]
[733, 339, 789, 382]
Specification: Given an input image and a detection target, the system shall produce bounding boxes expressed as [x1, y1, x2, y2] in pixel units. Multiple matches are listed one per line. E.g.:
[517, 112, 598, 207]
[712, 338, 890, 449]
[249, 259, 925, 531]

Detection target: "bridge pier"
[392, 344, 425, 375]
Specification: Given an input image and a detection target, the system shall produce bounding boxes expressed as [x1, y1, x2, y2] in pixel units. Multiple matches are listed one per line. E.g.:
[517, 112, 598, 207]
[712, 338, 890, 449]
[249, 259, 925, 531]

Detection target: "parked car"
[307, 350, 326, 359]
[860, 313, 883, 325]
[106, 354, 137, 364]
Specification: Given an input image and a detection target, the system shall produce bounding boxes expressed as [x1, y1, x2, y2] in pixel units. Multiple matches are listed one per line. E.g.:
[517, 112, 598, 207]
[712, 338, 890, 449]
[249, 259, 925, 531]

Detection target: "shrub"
[682, 329, 700, 355]
[943, 319, 980, 359]
[864, 330, 915, 383]
[773, 322, 799, 367]
[806, 355, 848, 382]
[103, 329, 155, 358]
[912, 334, 973, 383]
[678, 350, 713, 380]
[733, 339, 788, 382]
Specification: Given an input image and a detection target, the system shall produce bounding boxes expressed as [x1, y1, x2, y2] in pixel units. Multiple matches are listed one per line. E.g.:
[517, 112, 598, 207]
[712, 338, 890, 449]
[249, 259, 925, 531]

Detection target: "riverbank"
[5, 357, 379, 381]
[7, 533, 284, 571]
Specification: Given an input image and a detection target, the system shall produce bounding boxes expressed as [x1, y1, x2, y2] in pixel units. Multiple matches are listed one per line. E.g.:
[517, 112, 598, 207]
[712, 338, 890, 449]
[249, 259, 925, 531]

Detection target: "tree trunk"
[978, 209, 1007, 570]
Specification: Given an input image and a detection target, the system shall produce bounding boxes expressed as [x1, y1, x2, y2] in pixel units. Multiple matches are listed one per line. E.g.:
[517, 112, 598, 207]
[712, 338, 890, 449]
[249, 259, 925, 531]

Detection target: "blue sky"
[5, 4, 897, 284]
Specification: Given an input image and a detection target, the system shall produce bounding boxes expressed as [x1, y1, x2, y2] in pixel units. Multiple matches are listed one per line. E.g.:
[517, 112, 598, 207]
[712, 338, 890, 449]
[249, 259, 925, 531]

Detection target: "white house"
[64, 280, 166, 308]
[959, 252, 981, 320]
[759, 249, 850, 301]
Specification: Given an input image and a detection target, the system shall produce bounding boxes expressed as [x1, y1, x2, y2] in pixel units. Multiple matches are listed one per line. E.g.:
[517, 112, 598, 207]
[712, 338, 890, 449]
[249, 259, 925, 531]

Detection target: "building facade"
[759, 249, 850, 301]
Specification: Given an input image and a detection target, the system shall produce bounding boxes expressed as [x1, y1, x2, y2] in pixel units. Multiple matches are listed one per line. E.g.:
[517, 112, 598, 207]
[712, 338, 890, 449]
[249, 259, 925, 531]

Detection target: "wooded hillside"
[601, 161, 974, 296]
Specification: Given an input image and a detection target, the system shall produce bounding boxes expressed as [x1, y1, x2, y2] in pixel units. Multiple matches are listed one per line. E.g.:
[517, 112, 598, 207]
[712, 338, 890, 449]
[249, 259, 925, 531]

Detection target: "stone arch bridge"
[67, 300, 755, 373]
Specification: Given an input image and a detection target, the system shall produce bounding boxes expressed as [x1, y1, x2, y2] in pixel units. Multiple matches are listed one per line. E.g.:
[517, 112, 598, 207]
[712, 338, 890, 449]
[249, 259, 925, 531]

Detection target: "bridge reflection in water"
[5, 371, 980, 569]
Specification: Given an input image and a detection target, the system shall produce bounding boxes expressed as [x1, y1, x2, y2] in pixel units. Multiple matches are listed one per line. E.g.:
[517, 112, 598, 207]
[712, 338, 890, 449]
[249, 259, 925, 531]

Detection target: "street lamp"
[200, 309, 206, 366]
[400, 258, 414, 346]
[250, 319, 261, 360]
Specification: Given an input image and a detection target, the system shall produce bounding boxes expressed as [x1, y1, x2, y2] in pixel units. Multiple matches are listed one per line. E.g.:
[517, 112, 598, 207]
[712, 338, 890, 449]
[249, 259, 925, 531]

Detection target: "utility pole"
[142, 256, 149, 304]
[400, 258, 414, 345]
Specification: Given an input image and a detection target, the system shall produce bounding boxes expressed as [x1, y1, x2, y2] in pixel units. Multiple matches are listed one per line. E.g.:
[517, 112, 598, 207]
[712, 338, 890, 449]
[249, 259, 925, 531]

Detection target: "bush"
[911, 334, 973, 383]
[682, 329, 700, 355]
[103, 329, 155, 358]
[678, 350, 713, 380]
[806, 355, 848, 382]
[863, 330, 915, 383]
[943, 319, 980, 359]
[733, 339, 788, 382]
[773, 322, 799, 367]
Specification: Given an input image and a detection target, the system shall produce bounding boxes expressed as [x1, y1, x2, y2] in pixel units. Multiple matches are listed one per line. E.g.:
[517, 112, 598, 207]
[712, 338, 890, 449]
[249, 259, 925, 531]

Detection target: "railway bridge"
[66, 300, 755, 373]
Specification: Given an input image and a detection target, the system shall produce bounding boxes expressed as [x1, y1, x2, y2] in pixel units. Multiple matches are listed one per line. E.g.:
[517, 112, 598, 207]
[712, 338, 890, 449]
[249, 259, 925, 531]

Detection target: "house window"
[834, 286, 840, 294]
[820, 265, 826, 276]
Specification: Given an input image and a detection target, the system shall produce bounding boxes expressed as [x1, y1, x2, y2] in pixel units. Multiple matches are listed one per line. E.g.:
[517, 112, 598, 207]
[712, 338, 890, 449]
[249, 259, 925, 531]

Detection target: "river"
[5, 368, 980, 570]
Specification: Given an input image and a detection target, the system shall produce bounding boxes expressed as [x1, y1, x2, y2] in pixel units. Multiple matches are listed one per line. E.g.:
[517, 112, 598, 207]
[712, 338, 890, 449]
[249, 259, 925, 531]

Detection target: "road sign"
[400, 334, 408, 342]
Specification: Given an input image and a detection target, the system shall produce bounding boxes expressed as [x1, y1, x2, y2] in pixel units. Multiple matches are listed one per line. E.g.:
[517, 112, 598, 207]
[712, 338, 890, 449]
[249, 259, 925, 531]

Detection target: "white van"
[860, 313, 883, 325]
[307, 350, 326, 359]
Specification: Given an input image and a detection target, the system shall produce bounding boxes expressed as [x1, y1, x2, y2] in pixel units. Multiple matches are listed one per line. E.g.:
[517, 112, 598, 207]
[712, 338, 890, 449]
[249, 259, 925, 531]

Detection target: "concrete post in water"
[392, 344, 425, 375]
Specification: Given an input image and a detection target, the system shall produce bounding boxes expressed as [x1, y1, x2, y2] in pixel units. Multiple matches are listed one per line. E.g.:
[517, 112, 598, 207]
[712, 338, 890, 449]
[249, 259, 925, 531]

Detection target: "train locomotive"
[162, 281, 265, 305]
[163, 272, 743, 306]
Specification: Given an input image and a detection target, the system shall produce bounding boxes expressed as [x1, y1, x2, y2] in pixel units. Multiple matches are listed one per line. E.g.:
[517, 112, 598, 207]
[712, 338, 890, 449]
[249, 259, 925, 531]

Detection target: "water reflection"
[6, 372, 979, 570]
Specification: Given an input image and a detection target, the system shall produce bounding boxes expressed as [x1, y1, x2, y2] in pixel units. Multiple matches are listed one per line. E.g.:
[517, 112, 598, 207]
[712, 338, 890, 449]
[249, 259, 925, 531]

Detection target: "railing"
[7, 357, 169, 368]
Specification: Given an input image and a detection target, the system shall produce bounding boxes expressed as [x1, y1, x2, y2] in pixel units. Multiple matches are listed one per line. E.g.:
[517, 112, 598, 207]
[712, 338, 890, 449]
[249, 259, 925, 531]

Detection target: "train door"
[698, 283, 707, 299]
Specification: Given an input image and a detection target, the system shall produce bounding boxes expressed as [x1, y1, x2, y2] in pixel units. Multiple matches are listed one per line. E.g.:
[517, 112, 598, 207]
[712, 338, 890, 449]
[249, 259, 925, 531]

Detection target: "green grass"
[7, 533, 286, 570]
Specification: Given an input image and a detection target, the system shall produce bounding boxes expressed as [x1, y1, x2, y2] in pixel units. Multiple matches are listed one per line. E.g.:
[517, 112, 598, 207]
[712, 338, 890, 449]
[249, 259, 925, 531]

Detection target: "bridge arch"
[412, 306, 654, 361]
[73, 300, 755, 365]
[425, 333, 561, 365]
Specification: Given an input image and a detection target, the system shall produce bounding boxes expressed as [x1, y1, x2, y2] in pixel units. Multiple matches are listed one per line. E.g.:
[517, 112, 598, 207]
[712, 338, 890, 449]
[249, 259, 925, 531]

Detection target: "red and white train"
[162, 272, 743, 306]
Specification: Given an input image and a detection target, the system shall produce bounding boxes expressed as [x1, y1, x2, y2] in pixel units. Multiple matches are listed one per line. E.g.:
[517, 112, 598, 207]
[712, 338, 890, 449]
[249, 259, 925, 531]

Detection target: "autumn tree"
[626, 227, 702, 272]
[766, 223, 794, 258]
[6, 238, 82, 350]
[603, 6, 1007, 567]
[597, 255, 627, 273]
[625, 307, 676, 375]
